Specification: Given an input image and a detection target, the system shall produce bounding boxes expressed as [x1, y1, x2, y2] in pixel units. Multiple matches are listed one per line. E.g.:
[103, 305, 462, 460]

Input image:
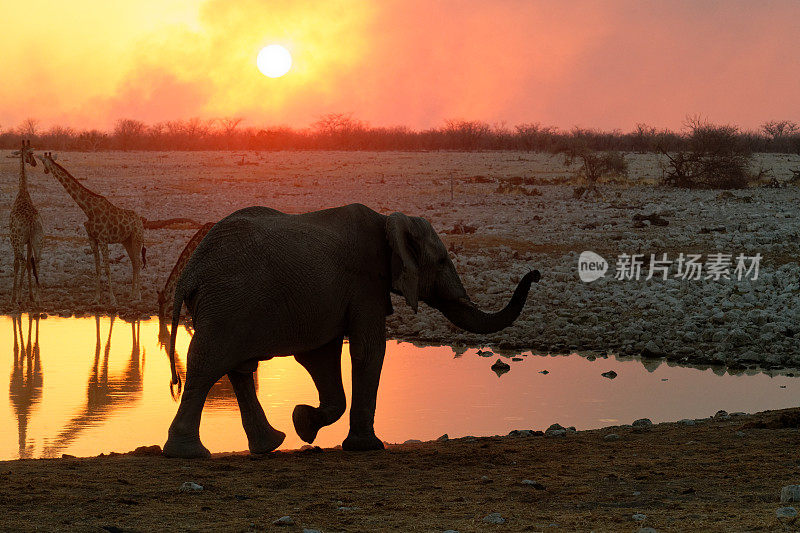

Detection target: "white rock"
[179, 481, 203, 492]
[273, 516, 294, 526]
[781, 485, 800, 503]
[483, 513, 505, 524]
[777, 507, 798, 519]
[632, 513, 647, 521]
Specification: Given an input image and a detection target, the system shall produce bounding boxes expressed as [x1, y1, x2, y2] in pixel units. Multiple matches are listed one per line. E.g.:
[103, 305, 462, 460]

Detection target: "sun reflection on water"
[1, 314, 799, 460]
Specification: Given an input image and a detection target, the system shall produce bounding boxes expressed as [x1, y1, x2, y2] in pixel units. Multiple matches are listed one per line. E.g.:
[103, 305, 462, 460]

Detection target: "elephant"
[163, 204, 540, 458]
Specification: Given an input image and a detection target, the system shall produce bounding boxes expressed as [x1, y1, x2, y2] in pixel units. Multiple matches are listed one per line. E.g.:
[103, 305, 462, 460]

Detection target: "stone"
[713, 410, 730, 420]
[273, 516, 294, 526]
[491, 359, 511, 376]
[678, 419, 695, 426]
[776, 507, 798, 519]
[483, 513, 505, 524]
[521, 479, 546, 490]
[303, 529, 322, 533]
[632, 418, 653, 427]
[637, 528, 658, 533]
[437, 434, 449, 441]
[604, 433, 620, 441]
[781, 485, 800, 503]
[180, 482, 203, 492]
[601, 370, 617, 379]
[539, 370, 549, 374]
[403, 439, 422, 444]
[632, 513, 647, 521]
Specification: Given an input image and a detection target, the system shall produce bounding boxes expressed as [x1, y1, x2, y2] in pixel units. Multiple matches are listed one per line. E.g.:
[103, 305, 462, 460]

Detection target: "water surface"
[2, 314, 798, 460]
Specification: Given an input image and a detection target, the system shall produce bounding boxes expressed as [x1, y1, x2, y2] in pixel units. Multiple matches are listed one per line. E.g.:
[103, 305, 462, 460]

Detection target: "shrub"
[660, 117, 754, 189]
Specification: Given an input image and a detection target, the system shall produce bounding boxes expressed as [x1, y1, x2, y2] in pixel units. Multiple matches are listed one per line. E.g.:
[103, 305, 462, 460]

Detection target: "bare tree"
[761, 120, 799, 139]
[443, 119, 491, 150]
[16, 118, 40, 137]
[661, 116, 753, 189]
[113, 118, 147, 150]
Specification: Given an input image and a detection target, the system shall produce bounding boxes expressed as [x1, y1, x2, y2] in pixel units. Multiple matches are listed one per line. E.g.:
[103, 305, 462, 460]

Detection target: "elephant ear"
[385, 212, 421, 313]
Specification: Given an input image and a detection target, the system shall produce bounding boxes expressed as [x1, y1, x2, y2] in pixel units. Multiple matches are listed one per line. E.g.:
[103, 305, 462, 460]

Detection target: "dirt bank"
[2, 408, 800, 531]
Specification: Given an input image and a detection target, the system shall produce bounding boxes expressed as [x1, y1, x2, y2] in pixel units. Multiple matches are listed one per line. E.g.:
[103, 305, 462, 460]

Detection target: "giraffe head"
[35, 151, 57, 174]
[12, 140, 37, 167]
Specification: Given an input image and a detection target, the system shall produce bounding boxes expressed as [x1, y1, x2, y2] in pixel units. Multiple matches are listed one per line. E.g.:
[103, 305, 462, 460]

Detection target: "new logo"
[578, 251, 608, 282]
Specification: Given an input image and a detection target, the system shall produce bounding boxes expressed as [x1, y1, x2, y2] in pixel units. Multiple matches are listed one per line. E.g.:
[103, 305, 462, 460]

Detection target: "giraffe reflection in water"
[9, 314, 43, 459]
[44, 315, 143, 457]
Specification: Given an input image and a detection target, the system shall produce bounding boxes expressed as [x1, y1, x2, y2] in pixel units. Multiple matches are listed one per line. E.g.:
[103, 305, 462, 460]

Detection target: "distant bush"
[661, 118, 754, 189]
[565, 150, 628, 183]
[0, 114, 798, 153]
[564, 150, 628, 199]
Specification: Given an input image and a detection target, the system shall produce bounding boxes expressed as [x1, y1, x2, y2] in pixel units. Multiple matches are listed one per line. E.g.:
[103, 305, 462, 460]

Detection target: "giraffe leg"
[11, 254, 22, 305]
[25, 244, 33, 303]
[30, 222, 43, 305]
[99, 243, 117, 307]
[88, 237, 102, 304]
[123, 237, 141, 301]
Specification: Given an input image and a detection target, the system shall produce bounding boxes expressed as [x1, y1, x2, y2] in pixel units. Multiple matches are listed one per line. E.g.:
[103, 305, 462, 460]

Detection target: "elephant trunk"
[435, 270, 540, 334]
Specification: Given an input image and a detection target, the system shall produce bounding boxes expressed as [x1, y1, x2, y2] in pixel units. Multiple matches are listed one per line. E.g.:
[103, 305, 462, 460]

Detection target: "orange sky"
[1, 0, 798, 132]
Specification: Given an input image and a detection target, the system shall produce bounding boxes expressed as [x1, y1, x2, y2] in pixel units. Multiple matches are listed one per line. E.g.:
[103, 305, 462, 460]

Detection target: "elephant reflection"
[159, 316, 249, 409]
[9, 314, 43, 459]
[44, 315, 144, 456]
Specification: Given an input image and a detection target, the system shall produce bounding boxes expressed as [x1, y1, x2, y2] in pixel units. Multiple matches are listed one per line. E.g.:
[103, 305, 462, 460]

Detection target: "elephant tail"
[168, 284, 184, 399]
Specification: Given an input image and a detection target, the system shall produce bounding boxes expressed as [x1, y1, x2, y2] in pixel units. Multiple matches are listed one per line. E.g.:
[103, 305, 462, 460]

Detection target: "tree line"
[2, 114, 799, 154]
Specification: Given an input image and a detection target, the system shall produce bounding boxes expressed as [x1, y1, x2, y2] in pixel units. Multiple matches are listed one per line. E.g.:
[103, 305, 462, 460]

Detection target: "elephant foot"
[342, 432, 385, 451]
[163, 434, 211, 459]
[248, 428, 286, 455]
[292, 404, 323, 444]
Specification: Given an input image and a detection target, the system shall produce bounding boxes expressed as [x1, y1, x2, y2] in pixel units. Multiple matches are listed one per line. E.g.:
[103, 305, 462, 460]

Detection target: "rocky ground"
[2, 407, 800, 531]
[1, 150, 799, 368]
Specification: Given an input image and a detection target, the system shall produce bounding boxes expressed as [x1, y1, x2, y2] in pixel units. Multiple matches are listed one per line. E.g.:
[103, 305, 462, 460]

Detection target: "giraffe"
[36, 152, 146, 306]
[157, 222, 214, 345]
[9, 140, 43, 305]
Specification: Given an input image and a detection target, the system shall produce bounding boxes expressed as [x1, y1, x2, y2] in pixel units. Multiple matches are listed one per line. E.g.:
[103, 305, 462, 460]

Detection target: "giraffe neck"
[18, 154, 28, 194]
[162, 223, 214, 314]
[48, 161, 101, 214]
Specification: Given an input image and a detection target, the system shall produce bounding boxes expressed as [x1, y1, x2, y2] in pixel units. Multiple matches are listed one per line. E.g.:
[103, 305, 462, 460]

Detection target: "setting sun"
[257, 44, 292, 78]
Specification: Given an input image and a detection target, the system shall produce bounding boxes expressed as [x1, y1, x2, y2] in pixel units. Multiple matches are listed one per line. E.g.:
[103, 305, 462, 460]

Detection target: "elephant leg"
[342, 318, 386, 451]
[163, 338, 221, 458]
[228, 367, 285, 454]
[293, 336, 346, 444]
